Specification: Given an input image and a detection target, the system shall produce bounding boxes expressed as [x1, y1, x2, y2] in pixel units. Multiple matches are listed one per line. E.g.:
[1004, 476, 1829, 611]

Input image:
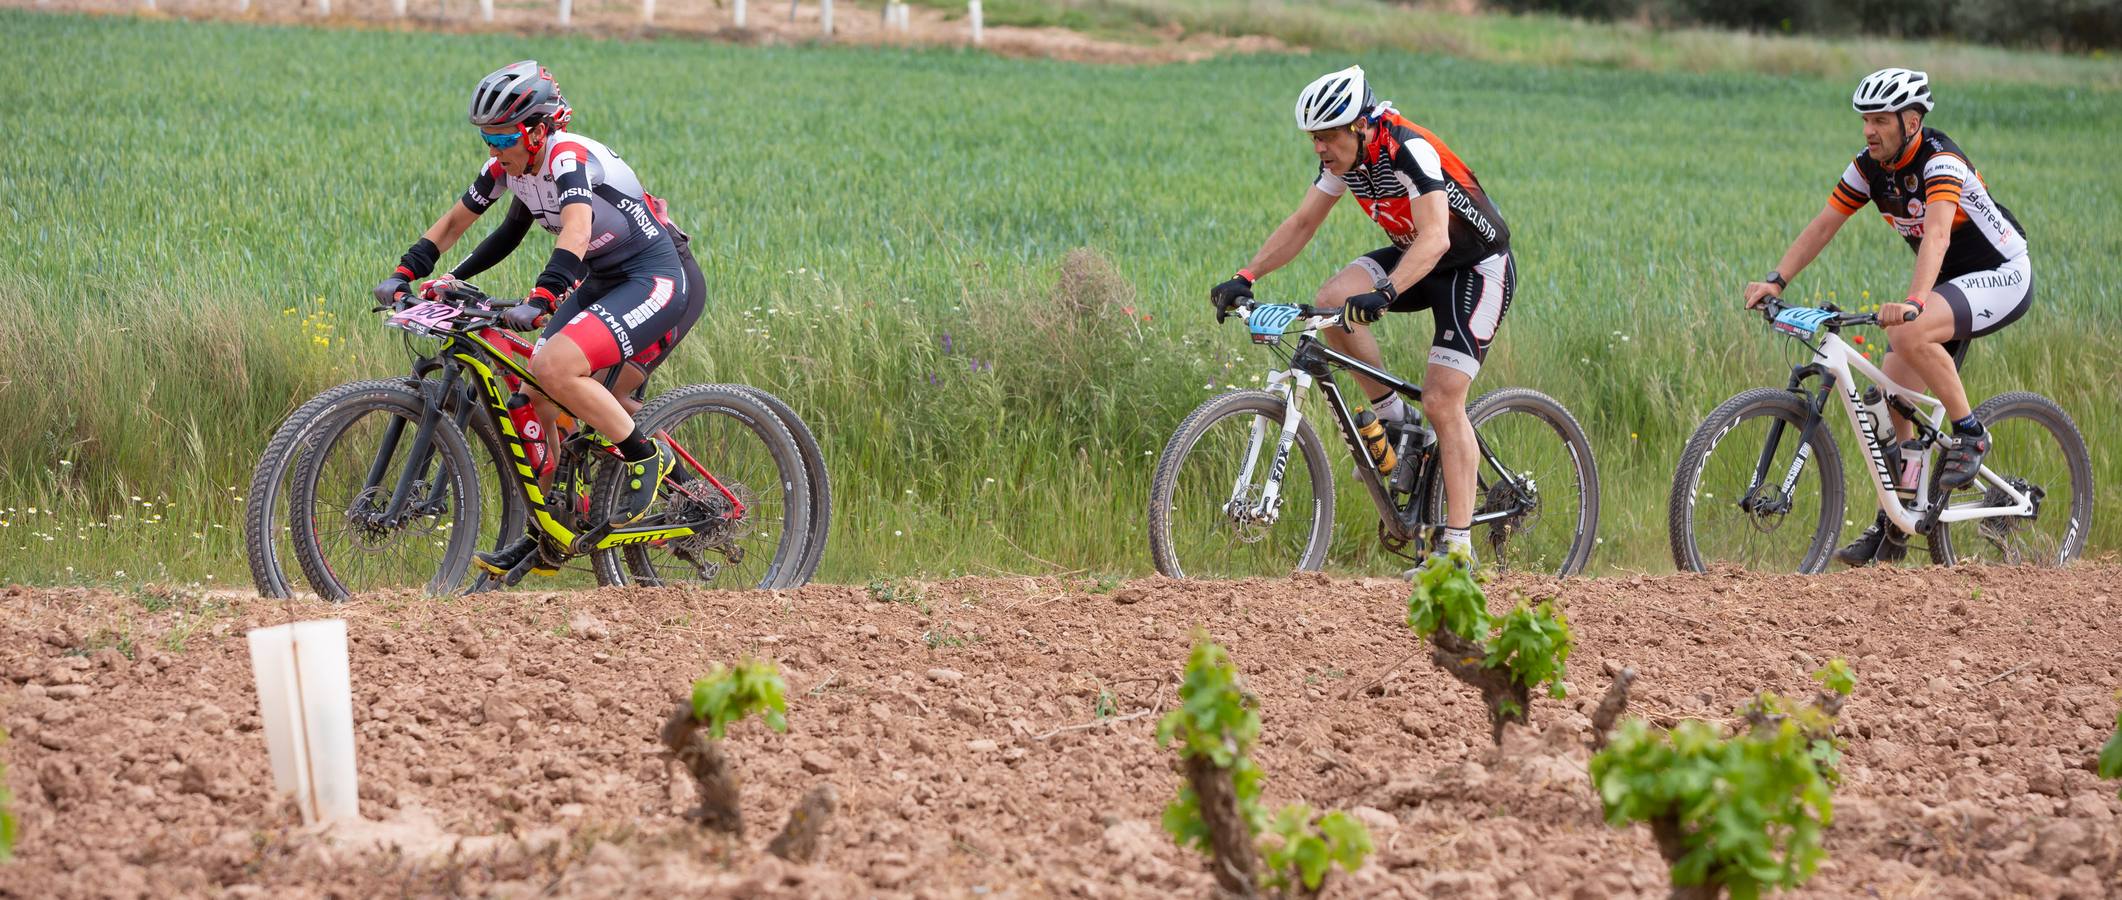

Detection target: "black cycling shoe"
[474, 534, 555, 577]
[1939, 426, 1990, 490]
[609, 440, 674, 526]
[1833, 513, 1908, 567]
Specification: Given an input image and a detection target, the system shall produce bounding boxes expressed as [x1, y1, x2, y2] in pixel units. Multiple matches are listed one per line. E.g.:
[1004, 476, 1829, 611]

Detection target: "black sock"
[1951, 415, 1984, 436]
[615, 429, 656, 461]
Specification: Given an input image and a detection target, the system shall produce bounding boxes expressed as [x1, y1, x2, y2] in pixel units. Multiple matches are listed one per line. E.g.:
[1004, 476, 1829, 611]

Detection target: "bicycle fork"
[1227, 370, 1313, 526]
[356, 368, 466, 526]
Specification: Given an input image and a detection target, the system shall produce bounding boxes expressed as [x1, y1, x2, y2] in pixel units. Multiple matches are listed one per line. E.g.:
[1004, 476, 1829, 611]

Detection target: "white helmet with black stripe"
[1294, 65, 1374, 131]
[1852, 67, 1933, 114]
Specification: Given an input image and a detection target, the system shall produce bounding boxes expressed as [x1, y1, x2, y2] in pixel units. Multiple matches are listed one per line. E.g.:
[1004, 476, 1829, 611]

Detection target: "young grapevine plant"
[689, 659, 791, 739]
[1589, 661, 1856, 900]
[660, 659, 791, 836]
[1157, 634, 1373, 896]
[1404, 552, 1573, 741]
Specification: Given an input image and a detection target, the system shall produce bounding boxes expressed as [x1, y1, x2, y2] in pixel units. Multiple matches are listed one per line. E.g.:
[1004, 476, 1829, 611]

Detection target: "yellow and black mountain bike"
[246, 284, 827, 600]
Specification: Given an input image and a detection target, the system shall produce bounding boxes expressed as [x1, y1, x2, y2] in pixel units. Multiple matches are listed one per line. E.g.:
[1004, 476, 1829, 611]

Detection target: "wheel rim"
[303, 405, 477, 594]
[1454, 406, 1591, 576]
[1937, 409, 2087, 567]
[621, 405, 797, 589]
[1159, 409, 1326, 578]
[1682, 407, 1838, 572]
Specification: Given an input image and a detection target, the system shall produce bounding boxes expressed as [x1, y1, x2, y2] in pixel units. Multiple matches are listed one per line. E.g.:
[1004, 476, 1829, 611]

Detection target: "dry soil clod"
[767, 783, 837, 863]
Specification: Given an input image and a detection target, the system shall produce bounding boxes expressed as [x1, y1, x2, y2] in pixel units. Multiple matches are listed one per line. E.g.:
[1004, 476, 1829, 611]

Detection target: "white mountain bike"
[1149, 299, 1600, 579]
[1669, 298, 2091, 572]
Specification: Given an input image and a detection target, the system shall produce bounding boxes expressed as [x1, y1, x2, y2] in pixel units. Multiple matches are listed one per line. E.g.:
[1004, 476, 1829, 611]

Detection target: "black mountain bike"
[1148, 299, 1600, 578]
[254, 284, 828, 600]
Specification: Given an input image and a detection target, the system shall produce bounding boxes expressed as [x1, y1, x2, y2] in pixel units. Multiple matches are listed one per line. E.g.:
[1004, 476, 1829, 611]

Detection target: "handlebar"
[1225, 298, 1348, 332]
[1755, 295, 1914, 328]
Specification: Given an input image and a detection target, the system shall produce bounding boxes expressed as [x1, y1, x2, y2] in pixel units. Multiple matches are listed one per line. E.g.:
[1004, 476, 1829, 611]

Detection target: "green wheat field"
[1, 9, 2116, 586]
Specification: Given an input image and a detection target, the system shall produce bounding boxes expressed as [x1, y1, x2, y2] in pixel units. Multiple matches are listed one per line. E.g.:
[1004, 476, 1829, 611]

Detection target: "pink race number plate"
[387, 301, 460, 331]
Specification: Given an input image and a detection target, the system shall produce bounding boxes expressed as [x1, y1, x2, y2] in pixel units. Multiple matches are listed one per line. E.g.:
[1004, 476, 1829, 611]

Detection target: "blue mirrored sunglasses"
[480, 130, 523, 151]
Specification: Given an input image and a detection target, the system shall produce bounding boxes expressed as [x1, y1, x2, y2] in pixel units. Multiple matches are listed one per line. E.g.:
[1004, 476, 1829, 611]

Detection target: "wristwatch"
[1372, 275, 1398, 300]
[1765, 271, 1788, 289]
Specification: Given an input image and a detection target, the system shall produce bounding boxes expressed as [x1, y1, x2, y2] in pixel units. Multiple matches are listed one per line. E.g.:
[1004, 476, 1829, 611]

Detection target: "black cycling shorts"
[1352, 247, 1516, 378]
[536, 234, 703, 378]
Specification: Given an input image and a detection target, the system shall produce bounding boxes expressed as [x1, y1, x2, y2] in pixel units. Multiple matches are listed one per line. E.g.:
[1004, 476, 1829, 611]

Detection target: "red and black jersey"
[1828, 127, 2027, 281]
[1313, 109, 1510, 272]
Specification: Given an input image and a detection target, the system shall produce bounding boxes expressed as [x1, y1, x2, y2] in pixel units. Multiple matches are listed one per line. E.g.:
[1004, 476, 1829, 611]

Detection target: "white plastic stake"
[557, 0, 571, 27]
[968, 0, 982, 45]
[246, 620, 360, 825]
[235, 0, 247, 13]
[733, 0, 746, 27]
[642, 0, 654, 23]
[318, 0, 330, 16]
[480, 0, 493, 21]
[820, 0, 832, 37]
[391, 0, 405, 16]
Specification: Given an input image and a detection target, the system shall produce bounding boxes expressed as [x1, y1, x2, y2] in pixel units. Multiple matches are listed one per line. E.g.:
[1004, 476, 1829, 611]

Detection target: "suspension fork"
[1231, 370, 1309, 516]
[374, 365, 460, 520]
[1746, 367, 1833, 501]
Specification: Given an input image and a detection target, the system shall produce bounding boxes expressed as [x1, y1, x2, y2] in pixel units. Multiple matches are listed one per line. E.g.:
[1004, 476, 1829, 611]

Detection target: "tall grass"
[0, 10, 2116, 585]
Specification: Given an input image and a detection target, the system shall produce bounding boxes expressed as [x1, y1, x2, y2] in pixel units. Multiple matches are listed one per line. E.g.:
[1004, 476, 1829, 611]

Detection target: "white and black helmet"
[1852, 67, 1933, 114]
[1295, 65, 1374, 132]
[469, 60, 572, 129]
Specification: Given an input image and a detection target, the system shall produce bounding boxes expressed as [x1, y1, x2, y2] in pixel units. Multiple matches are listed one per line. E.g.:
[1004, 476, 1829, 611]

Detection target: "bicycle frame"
[364, 301, 744, 559]
[1767, 326, 2036, 537]
[1233, 306, 1526, 543]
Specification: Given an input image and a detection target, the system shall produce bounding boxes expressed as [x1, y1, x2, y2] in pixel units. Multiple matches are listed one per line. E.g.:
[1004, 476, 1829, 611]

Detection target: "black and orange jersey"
[1313, 108, 1509, 272]
[1828, 127, 2027, 281]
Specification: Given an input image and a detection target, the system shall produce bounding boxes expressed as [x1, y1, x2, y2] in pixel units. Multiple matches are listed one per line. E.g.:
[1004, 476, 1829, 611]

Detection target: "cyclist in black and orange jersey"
[1742, 68, 2032, 567]
[371, 60, 705, 575]
[1209, 65, 1515, 564]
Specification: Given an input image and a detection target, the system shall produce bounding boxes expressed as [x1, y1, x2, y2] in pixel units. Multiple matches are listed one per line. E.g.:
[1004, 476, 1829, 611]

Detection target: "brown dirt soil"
[3, 566, 2121, 898]
[0, 0, 1289, 65]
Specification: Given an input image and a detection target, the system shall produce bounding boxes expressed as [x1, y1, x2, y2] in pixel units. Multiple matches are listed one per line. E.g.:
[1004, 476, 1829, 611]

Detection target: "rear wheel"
[1929, 391, 2092, 567]
[589, 384, 811, 590]
[1424, 387, 1600, 576]
[722, 385, 830, 585]
[1670, 388, 1845, 574]
[1148, 390, 1335, 579]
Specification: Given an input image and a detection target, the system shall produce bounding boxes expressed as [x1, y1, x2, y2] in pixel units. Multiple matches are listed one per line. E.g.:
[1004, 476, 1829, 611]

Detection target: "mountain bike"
[1668, 298, 2091, 572]
[254, 283, 828, 600]
[1148, 299, 1600, 578]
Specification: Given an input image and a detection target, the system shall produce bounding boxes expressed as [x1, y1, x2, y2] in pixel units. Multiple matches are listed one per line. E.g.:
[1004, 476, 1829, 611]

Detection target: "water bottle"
[505, 392, 554, 477]
[1895, 437, 1925, 501]
[1355, 408, 1397, 472]
[1860, 387, 1891, 437]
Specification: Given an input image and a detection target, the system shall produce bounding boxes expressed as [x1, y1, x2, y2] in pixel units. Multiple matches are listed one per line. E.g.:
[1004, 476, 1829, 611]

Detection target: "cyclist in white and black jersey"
[1742, 68, 2033, 566]
[372, 61, 703, 574]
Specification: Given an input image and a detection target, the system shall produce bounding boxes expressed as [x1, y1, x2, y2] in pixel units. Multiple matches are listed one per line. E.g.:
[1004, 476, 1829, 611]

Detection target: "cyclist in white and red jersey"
[371, 61, 704, 575]
[1209, 65, 1515, 564]
[1742, 68, 2032, 567]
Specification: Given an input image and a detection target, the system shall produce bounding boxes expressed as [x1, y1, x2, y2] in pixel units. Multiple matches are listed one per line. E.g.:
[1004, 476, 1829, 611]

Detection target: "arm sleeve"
[1922, 153, 1971, 206]
[460, 160, 509, 215]
[1828, 161, 1870, 216]
[449, 198, 534, 281]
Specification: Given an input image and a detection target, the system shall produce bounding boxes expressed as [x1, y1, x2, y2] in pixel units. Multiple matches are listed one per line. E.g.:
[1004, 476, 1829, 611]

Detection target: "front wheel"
[1669, 387, 1846, 573]
[590, 384, 812, 590]
[287, 383, 484, 600]
[1427, 387, 1601, 576]
[1929, 391, 2092, 567]
[1148, 390, 1335, 579]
